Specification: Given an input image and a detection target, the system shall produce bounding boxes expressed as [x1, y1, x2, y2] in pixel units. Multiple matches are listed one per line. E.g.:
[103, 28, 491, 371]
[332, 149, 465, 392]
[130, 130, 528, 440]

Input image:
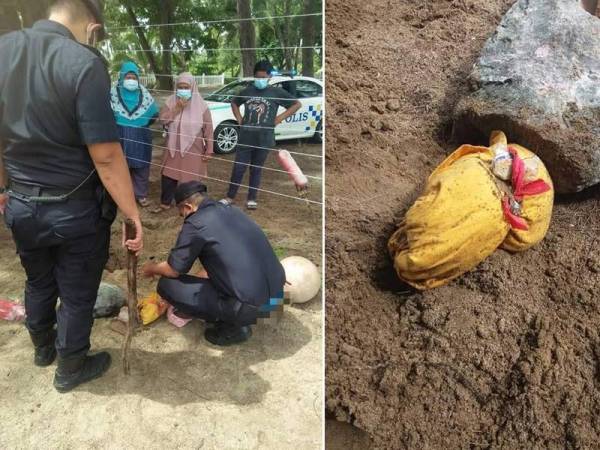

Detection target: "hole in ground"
[325, 418, 374, 450]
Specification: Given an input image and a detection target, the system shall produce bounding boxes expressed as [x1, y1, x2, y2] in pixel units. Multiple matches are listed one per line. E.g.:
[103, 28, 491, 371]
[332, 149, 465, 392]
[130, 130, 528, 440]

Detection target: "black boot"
[204, 323, 252, 346]
[53, 351, 112, 393]
[29, 328, 57, 367]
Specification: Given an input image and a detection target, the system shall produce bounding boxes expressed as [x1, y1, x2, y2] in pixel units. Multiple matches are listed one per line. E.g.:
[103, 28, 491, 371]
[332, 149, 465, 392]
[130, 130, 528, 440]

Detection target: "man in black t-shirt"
[221, 60, 301, 210]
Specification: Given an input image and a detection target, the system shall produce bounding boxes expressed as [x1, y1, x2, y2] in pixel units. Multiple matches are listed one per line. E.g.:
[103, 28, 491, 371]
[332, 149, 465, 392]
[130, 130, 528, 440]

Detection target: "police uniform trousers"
[3, 193, 111, 357]
[157, 275, 261, 327]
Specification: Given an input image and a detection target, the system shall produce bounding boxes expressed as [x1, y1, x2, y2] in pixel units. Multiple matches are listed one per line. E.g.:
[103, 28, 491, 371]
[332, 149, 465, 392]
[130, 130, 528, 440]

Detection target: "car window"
[295, 80, 322, 99]
[274, 81, 298, 98]
[205, 81, 251, 102]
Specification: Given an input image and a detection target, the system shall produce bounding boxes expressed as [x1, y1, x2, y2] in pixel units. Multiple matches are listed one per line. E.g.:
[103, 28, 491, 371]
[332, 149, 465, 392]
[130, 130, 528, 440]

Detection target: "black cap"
[175, 181, 208, 205]
[82, 0, 106, 41]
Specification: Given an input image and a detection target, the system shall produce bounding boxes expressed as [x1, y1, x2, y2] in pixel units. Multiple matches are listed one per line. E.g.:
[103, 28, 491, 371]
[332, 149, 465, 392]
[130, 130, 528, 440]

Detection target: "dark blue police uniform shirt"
[0, 20, 119, 190]
[168, 199, 286, 306]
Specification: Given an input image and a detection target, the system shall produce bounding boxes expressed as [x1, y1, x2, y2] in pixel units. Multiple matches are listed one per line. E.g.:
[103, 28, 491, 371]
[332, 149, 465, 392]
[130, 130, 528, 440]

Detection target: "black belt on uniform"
[8, 181, 98, 202]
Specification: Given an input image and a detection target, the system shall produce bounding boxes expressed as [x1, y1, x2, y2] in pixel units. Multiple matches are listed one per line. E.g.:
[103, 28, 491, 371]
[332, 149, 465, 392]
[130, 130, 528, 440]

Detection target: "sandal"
[246, 200, 258, 210]
[151, 204, 171, 214]
[137, 198, 151, 208]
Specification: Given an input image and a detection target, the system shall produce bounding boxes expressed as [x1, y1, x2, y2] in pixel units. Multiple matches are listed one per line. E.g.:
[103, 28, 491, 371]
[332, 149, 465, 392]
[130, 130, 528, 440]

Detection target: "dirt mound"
[325, 0, 600, 448]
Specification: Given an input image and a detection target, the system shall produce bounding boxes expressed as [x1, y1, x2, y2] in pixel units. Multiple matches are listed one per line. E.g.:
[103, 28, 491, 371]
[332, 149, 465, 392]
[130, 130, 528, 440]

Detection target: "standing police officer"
[0, 0, 143, 393]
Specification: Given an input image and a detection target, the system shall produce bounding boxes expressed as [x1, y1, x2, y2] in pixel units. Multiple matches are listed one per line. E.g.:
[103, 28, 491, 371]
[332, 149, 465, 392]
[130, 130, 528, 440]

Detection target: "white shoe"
[246, 200, 258, 210]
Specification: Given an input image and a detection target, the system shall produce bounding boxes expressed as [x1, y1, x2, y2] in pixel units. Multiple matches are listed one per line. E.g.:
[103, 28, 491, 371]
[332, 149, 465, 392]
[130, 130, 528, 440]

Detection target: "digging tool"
[122, 219, 139, 375]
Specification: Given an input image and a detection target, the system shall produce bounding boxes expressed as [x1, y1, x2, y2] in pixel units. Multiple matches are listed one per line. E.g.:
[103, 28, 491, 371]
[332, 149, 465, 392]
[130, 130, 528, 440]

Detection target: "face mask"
[123, 79, 139, 91]
[177, 89, 192, 100]
[254, 78, 269, 90]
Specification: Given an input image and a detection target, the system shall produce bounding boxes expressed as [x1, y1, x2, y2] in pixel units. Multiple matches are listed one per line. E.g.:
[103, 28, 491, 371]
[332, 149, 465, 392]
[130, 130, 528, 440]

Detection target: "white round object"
[281, 256, 321, 304]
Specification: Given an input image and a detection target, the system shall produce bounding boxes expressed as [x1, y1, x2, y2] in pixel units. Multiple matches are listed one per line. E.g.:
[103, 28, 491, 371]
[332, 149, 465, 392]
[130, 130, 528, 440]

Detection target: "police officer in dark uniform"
[0, 0, 143, 392]
[142, 181, 286, 346]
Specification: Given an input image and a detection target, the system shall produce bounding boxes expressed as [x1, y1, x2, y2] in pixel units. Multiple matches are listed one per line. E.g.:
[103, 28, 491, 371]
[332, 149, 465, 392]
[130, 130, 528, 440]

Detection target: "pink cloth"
[167, 305, 193, 328]
[159, 73, 214, 182]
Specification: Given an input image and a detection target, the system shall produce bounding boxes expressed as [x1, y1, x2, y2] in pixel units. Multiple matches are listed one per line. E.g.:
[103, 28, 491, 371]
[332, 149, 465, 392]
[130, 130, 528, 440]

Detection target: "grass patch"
[273, 246, 288, 260]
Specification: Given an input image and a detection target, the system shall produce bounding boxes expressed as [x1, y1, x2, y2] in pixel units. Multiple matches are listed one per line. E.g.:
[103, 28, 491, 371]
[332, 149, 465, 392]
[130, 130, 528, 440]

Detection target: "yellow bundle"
[137, 292, 168, 325]
[388, 131, 553, 290]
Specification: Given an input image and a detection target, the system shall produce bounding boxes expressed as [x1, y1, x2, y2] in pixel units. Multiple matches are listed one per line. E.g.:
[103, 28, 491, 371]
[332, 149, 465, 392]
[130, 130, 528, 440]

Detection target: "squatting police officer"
[142, 181, 286, 346]
[0, 0, 143, 392]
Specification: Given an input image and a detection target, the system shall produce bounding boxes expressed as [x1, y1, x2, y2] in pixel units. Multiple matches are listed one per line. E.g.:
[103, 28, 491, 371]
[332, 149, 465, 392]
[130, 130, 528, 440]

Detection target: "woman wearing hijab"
[110, 60, 159, 207]
[152, 72, 214, 213]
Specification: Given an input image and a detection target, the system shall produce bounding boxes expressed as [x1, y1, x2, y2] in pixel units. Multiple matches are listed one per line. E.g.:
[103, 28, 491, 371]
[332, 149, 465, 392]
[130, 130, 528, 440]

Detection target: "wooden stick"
[122, 219, 139, 375]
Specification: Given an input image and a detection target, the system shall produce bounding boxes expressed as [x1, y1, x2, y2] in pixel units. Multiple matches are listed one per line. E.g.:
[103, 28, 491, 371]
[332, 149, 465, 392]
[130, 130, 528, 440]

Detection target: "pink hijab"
[166, 73, 209, 157]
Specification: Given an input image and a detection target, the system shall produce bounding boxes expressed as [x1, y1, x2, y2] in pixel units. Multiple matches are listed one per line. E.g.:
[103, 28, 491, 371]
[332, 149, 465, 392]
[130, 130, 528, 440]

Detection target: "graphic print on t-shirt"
[245, 97, 272, 125]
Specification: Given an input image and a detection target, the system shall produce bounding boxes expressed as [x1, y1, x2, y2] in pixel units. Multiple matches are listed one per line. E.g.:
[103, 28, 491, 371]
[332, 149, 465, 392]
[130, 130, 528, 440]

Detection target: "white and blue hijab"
[110, 61, 158, 128]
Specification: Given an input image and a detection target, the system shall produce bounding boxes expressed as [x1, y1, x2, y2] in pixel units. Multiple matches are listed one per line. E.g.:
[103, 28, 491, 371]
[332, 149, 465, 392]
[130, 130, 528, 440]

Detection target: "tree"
[158, 0, 175, 90]
[301, 0, 318, 77]
[119, 0, 176, 90]
[1, 0, 52, 32]
[123, 2, 160, 77]
[0, 2, 21, 35]
[19, 0, 51, 28]
[95, 0, 319, 79]
[237, 0, 255, 76]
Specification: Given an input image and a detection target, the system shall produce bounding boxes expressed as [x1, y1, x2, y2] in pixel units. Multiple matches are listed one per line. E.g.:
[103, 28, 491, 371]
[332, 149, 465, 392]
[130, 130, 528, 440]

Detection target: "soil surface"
[0, 138, 323, 450]
[325, 0, 600, 448]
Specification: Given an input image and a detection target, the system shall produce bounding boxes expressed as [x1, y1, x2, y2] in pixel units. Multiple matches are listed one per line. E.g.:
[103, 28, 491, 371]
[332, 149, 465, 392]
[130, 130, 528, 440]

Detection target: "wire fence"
[125, 155, 322, 205]
[119, 136, 323, 181]
[120, 122, 323, 157]
[106, 12, 323, 31]
[106, 46, 322, 54]
[103, 10, 325, 207]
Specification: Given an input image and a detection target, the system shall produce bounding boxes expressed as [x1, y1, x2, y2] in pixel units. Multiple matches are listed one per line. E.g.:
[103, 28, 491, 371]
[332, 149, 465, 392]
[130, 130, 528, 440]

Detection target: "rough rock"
[453, 0, 600, 193]
[93, 283, 126, 318]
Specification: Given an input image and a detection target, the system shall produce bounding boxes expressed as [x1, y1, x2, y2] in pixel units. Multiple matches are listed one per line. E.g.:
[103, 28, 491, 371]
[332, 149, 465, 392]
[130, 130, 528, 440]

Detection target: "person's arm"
[75, 58, 143, 253]
[275, 100, 302, 125]
[151, 221, 205, 279]
[231, 91, 245, 125]
[231, 102, 243, 125]
[148, 112, 159, 127]
[88, 142, 143, 253]
[0, 141, 7, 215]
[160, 99, 187, 126]
[201, 108, 214, 159]
[142, 260, 179, 279]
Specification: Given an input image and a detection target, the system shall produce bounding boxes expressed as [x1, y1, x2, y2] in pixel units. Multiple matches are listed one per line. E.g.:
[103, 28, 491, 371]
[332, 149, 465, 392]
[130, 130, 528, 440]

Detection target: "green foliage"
[102, 0, 321, 78]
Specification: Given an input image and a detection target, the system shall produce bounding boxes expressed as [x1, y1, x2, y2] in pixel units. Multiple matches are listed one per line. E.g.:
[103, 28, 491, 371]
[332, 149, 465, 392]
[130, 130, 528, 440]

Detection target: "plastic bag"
[0, 299, 25, 321]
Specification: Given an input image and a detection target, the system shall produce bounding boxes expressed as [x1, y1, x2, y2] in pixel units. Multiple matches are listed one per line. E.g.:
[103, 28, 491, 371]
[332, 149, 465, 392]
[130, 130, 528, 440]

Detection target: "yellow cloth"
[137, 292, 168, 325]
[388, 131, 554, 290]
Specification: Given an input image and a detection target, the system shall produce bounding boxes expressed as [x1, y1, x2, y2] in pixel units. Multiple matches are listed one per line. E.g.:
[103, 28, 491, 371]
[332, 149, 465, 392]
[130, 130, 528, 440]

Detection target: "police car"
[204, 73, 323, 154]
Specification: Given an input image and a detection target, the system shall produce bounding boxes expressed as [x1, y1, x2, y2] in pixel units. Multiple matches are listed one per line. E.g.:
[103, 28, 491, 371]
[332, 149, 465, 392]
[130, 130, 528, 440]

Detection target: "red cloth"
[502, 147, 551, 231]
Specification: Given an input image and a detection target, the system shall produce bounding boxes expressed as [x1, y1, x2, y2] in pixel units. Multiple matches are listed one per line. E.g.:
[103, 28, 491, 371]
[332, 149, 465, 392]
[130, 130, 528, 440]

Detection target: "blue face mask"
[177, 89, 192, 100]
[122, 79, 139, 91]
[254, 78, 269, 90]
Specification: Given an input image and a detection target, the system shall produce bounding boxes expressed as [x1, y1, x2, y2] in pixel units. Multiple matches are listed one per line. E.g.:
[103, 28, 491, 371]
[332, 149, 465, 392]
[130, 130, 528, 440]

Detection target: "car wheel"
[313, 120, 323, 144]
[214, 122, 239, 154]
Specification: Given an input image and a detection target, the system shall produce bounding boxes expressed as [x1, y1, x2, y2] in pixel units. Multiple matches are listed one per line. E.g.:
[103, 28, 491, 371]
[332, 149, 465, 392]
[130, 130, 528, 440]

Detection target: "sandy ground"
[0, 138, 323, 450]
[325, 0, 600, 448]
